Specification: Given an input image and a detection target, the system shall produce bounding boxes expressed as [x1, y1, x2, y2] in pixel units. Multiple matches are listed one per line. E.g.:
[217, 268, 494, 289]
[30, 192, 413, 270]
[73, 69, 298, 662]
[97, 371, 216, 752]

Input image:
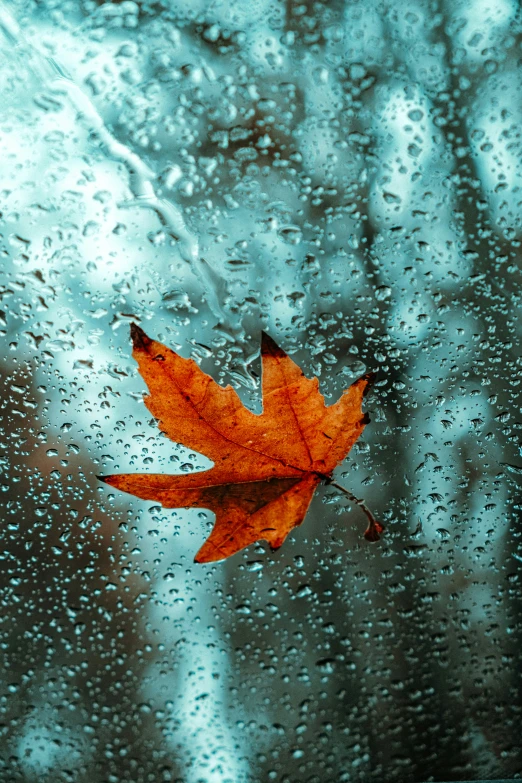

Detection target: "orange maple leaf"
[100, 325, 383, 563]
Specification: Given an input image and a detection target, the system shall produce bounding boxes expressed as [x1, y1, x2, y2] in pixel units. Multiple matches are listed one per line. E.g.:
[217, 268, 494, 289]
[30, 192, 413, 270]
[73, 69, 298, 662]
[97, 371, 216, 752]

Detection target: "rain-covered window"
[1, 1, 521, 781]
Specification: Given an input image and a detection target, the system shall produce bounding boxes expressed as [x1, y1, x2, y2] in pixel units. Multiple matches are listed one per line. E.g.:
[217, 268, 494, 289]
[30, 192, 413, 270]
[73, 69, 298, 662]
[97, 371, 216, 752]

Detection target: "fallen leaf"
[100, 325, 382, 563]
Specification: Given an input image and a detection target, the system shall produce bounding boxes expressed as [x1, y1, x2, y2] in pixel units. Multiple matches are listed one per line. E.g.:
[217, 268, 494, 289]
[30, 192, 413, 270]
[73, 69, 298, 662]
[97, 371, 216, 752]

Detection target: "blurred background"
[0, 0, 521, 781]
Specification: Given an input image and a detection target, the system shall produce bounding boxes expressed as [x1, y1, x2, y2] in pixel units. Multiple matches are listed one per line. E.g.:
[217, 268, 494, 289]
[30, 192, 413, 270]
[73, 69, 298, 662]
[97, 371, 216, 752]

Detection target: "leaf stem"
[328, 480, 385, 542]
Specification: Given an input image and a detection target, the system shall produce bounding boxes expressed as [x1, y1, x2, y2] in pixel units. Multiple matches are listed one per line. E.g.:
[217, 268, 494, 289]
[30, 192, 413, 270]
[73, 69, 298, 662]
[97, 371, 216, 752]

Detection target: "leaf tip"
[130, 322, 152, 351]
[261, 331, 286, 358]
[194, 542, 211, 564]
[361, 371, 377, 397]
[97, 474, 120, 488]
[194, 551, 214, 564]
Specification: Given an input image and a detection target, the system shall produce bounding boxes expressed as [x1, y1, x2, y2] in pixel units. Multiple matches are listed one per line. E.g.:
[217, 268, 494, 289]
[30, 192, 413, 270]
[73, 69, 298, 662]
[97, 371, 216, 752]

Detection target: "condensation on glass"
[0, 1, 521, 781]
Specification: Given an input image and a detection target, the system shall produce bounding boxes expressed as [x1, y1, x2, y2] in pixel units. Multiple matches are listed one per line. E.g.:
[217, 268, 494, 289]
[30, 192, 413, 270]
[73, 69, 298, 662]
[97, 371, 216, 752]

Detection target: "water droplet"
[375, 285, 392, 301]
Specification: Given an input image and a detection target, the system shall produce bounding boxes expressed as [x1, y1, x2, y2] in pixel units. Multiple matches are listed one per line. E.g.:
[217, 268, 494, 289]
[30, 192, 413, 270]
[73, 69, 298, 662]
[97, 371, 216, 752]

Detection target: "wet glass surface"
[0, 1, 521, 781]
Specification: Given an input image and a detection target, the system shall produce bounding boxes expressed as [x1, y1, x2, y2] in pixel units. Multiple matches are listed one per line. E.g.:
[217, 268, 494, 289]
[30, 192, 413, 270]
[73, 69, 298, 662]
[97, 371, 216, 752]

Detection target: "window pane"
[0, 1, 520, 781]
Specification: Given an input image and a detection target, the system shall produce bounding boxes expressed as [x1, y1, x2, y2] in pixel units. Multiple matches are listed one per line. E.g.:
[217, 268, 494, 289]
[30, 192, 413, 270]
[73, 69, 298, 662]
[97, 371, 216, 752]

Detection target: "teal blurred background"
[0, 0, 521, 781]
